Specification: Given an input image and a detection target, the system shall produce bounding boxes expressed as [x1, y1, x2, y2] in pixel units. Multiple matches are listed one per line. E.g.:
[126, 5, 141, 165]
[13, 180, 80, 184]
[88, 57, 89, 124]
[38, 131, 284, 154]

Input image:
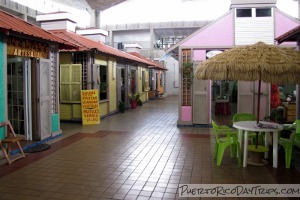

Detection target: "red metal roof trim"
[50, 30, 156, 65]
[0, 10, 77, 49]
[129, 52, 167, 71]
[276, 25, 300, 44]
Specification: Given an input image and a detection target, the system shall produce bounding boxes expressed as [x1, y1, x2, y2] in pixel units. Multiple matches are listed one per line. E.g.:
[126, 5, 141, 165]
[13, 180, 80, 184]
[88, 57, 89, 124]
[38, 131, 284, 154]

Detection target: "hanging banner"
[81, 90, 100, 125]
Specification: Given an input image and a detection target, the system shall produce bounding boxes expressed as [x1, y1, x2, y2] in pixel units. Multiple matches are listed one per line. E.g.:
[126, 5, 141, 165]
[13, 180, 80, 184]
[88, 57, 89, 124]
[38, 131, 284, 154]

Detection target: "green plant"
[100, 82, 107, 93]
[182, 62, 193, 74]
[182, 62, 194, 88]
[136, 93, 143, 106]
[265, 108, 284, 124]
[118, 101, 125, 113]
[129, 93, 137, 101]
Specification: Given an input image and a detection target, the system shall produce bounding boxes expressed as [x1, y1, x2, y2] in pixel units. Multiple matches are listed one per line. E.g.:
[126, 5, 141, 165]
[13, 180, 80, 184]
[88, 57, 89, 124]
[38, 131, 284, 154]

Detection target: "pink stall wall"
[275, 11, 300, 38]
[193, 50, 206, 61]
[182, 12, 234, 47]
[181, 106, 192, 121]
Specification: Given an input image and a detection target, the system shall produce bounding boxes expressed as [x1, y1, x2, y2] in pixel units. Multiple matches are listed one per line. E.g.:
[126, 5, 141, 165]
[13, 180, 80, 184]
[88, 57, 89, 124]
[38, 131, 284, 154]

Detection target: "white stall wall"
[165, 56, 179, 95]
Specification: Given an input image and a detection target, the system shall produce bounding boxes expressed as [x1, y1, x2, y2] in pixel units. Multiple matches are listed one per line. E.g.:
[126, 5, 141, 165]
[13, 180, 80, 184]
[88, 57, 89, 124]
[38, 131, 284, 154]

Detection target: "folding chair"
[0, 120, 25, 164]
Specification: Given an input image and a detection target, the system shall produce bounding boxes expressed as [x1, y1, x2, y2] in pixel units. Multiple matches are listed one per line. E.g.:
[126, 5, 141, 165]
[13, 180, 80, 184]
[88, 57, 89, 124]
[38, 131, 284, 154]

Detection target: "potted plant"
[129, 93, 137, 109]
[118, 101, 125, 113]
[136, 93, 143, 106]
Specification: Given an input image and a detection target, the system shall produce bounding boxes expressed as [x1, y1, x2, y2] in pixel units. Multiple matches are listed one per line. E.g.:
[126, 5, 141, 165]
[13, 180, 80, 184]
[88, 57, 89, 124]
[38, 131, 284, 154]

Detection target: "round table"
[233, 121, 283, 168]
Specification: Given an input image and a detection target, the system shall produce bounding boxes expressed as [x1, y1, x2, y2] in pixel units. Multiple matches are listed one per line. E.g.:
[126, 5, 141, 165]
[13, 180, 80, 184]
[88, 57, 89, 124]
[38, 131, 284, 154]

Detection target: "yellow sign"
[81, 90, 100, 125]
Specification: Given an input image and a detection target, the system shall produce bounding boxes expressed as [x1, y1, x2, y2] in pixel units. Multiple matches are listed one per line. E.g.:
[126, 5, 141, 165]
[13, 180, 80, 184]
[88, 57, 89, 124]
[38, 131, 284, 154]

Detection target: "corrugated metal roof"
[129, 52, 167, 71]
[276, 26, 300, 44]
[50, 29, 156, 65]
[0, 10, 77, 49]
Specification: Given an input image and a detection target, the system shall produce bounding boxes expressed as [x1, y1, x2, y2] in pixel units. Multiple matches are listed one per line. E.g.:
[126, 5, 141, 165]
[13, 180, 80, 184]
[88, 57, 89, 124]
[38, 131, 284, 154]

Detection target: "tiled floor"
[0, 95, 299, 200]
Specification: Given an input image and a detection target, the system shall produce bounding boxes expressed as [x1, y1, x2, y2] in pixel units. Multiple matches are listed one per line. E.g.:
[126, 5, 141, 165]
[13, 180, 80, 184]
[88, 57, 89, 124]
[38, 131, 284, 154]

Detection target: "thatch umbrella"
[195, 41, 300, 146]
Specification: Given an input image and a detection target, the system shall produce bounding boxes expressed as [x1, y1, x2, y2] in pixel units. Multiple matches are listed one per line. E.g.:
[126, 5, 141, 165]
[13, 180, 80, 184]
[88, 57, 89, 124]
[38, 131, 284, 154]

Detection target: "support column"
[0, 34, 6, 139]
[22, 13, 28, 21]
[95, 10, 101, 28]
[109, 30, 113, 47]
[150, 27, 154, 59]
[298, 0, 300, 19]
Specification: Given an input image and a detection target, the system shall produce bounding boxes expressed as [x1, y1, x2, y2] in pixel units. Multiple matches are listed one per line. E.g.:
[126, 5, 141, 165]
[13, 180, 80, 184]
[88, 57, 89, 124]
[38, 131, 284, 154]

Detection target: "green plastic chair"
[232, 113, 263, 144]
[212, 120, 241, 167]
[279, 120, 300, 169]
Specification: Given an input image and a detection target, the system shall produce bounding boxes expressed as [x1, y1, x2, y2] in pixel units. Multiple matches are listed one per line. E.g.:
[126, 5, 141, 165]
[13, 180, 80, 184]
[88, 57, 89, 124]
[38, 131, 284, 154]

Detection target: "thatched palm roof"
[195, 42, 300, 84]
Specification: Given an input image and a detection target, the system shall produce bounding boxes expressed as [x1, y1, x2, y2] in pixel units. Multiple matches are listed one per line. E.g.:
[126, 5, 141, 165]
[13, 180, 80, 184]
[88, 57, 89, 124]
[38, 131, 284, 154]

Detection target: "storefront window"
[73, 53, 87, 90]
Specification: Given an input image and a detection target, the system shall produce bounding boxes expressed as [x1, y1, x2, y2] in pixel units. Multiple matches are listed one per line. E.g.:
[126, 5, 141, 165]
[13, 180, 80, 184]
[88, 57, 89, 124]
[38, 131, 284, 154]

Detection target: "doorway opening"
[7, 57, 32, 140]
[121, 68, 126, 102]
[130, 69, 137, 94]
[211, 80, 237, 126]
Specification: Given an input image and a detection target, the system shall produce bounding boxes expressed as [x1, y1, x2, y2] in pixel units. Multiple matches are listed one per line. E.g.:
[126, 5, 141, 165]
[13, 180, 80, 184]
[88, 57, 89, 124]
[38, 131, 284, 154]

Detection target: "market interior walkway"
[0, 95, 299, 200]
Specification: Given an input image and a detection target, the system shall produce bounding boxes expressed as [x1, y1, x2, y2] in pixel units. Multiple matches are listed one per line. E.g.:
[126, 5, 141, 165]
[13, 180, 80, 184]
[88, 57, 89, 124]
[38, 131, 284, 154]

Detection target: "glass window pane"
[256, 8, 271, 17]
[236, 9, 252, 17]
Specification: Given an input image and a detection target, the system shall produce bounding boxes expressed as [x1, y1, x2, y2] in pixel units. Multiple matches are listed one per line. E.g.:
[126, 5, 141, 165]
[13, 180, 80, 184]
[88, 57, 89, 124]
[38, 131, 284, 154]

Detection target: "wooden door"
[37, 58, 51, 140]
[238, 81, 254, 114]
[193, 63, 210, 124]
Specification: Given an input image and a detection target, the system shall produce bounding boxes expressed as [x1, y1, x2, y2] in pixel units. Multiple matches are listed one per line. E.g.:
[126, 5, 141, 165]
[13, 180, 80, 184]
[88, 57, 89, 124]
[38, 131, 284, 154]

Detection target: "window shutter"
[71, 64, 82, 102]
[60, 64, 71, 102]
[60, 64, 82, 103]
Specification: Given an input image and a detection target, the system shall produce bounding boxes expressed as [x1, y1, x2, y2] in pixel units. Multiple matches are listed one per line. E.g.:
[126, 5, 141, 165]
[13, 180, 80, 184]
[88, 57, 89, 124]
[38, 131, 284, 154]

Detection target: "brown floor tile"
[0, 96, 300, 200]
[113, 193, 127, 199]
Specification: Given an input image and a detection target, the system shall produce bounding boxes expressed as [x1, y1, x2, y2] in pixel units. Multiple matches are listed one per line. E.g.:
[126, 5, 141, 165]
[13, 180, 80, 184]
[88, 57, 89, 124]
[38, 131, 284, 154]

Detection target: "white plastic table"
[233, 121, 283, 168]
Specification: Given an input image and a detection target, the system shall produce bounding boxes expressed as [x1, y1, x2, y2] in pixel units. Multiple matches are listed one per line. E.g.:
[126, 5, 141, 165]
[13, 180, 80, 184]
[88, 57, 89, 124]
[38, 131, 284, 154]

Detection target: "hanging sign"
[7, 36, 49, 58]
[81, 90, 100, 125]
[206, 50, 223, 59]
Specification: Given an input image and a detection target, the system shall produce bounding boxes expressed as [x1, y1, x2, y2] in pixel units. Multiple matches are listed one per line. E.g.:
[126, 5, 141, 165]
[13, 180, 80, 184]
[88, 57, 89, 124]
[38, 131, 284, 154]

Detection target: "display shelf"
[286, 103, 296, 123]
